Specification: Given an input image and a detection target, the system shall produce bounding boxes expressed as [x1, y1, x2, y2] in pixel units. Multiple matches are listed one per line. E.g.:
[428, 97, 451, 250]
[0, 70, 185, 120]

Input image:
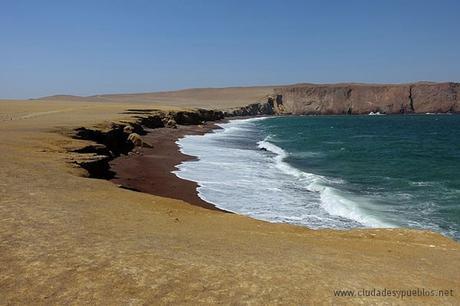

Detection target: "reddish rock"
[411, 82, 458, 113]
[274, 82, 459, 114]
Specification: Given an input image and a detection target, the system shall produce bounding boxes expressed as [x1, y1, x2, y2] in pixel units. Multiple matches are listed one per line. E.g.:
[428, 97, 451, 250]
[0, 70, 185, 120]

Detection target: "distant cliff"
[272, 82, 459, 115]
[36, 82, 459, 116]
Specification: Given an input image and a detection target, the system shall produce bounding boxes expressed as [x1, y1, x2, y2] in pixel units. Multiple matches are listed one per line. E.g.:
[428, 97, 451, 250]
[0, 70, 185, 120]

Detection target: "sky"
[1, 0, 460, 99]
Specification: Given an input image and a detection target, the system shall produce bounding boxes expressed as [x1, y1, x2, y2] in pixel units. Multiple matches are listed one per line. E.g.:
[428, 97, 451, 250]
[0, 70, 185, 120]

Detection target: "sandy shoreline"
[109, 123, 226, 211]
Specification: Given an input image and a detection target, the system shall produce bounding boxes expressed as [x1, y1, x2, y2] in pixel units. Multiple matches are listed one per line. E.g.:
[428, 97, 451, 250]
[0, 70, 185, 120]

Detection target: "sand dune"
[39, 86, 276, 109]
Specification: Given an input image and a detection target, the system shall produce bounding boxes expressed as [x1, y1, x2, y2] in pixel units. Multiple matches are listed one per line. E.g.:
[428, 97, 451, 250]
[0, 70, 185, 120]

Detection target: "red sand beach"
[109, 124, 225, 211]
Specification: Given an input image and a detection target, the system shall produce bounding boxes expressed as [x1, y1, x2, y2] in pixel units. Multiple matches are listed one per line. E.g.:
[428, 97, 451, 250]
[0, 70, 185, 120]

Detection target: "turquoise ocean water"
[174, 115, 460, 240]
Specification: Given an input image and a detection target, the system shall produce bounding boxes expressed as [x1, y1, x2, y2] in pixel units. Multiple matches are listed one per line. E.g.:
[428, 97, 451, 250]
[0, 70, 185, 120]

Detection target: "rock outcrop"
[223, 95, 285, 117]
[411, 83, 459, 113]
[273, 82, 459, 115]
[71, 108, 227, 178]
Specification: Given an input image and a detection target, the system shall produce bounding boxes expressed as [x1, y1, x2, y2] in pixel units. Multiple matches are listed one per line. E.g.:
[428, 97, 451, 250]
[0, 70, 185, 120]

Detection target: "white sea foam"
[174, 117, 396, 230]
[257, 138, 394, 228]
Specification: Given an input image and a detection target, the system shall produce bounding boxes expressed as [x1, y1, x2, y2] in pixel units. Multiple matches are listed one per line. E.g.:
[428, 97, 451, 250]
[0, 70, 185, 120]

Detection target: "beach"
[109, 124, 223, 211]
[1, 94, 460, 305]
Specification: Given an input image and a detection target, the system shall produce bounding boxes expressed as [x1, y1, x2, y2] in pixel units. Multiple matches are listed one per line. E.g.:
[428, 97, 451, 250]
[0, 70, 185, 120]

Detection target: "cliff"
[273, 82, 459, 115]
[35, 82, 460, 116]
[71, 108, 225, 178]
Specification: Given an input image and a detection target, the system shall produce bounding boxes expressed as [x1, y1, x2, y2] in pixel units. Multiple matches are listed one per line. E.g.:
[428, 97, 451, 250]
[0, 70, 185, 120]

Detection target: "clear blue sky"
[1, 0, 459, 99]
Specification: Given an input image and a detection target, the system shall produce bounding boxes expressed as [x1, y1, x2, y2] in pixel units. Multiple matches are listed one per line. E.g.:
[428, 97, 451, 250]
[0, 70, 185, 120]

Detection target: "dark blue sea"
[174, 115, 460, 240]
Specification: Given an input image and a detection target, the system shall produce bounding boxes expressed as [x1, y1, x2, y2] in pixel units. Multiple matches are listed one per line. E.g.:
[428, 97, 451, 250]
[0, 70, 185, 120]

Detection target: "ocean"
[174, 115, 460, 240]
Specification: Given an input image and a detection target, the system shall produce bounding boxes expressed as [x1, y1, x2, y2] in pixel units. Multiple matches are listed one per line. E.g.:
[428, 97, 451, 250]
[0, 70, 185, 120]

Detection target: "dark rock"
[76, 155, 115, 179]
[74, 127, 104, 143]
[165, 119, 177, 129]
[139, 115, 165, 129]
[73, 125, 134, 157]
[73, 144, 110, 155]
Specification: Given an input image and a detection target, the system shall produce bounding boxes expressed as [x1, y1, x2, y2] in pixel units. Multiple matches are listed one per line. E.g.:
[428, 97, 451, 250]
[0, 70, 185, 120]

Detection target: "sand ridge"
[38, 86, 276, 109]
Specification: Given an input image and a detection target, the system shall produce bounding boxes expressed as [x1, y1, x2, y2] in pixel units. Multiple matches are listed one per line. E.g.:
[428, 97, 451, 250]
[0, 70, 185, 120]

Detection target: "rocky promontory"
[273, 82, 459, 115]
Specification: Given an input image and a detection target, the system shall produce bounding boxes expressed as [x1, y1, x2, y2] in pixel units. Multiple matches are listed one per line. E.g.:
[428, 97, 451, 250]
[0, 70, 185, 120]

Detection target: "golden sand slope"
[38, 86, 276, 109]
[1, 96, 459, 305]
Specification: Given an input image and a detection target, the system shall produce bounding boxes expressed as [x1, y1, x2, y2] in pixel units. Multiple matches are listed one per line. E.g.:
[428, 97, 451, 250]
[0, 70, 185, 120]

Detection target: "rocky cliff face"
[71, 108, 226, 178]
[223, 95, 285, 117]
[273, 82, 459, 115]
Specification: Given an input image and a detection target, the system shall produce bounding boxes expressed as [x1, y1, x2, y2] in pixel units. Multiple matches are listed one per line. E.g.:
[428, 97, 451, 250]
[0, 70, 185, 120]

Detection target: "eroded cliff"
[273, 82, 459, 115]
[71, 108, 226, 178]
